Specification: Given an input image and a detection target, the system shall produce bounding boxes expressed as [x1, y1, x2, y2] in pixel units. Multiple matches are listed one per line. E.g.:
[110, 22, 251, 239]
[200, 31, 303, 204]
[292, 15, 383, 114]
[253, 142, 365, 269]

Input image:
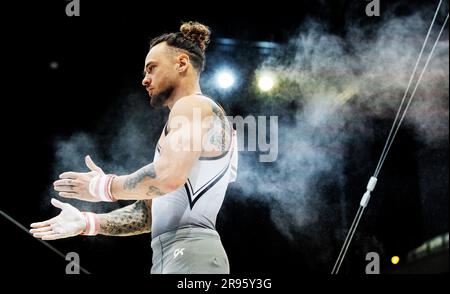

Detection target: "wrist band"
[88, 174, 117, 202]
[80, 212, 100, 236]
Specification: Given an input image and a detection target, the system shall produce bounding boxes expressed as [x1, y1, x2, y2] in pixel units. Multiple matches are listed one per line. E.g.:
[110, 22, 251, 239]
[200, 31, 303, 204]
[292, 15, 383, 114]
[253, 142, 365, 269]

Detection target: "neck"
[166, 78, 202, 109]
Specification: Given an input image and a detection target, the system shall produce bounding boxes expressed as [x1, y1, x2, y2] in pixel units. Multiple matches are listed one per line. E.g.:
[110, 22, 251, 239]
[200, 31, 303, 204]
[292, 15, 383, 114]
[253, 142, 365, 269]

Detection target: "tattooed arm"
[30, 198, 152, 240]
[205, 100, 231, 153]
[110, 95, 213, 201]
[97, 200, 152, 236]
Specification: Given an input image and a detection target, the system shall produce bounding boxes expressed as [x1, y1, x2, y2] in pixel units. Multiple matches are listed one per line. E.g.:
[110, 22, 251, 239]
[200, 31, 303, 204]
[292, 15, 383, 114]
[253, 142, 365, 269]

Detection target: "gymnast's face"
[142, 42, 180, 108]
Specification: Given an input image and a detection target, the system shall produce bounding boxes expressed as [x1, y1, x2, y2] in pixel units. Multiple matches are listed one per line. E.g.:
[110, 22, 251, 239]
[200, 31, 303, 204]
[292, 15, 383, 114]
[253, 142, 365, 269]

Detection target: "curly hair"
[150, 21, 211, 72]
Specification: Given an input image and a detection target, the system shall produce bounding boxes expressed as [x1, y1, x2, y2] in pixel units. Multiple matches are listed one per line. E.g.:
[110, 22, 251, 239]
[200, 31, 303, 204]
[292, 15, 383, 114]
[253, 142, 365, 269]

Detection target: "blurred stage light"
[258, 74, 275, 91]
[216, 70, 235, 89]
[49, 61, 59, 70]
[391, 256, 400, 265]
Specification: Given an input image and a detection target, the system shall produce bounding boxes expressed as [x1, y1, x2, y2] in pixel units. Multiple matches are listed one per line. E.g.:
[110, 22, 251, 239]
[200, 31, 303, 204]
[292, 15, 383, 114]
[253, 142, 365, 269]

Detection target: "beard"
[150, 85, 175, 108]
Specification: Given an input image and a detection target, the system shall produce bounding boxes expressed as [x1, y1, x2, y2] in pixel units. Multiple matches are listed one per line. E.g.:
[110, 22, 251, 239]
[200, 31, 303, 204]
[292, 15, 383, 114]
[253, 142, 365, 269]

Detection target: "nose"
[142, 75, 151, 87]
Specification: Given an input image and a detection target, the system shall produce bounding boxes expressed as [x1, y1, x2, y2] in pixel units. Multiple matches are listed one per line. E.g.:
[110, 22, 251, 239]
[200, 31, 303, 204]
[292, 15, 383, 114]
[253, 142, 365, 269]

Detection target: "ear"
[176, 53, 190, 72]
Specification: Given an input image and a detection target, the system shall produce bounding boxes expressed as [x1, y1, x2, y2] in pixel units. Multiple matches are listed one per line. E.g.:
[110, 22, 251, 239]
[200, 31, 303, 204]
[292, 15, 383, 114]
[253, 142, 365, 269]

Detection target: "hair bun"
[180, 21, 211, 52]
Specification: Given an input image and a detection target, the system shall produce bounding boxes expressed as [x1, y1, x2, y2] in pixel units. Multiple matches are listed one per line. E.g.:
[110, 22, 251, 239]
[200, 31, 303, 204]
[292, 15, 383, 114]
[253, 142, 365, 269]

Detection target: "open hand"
[30, 198, 85, 240]
[53, 155, 105, 202]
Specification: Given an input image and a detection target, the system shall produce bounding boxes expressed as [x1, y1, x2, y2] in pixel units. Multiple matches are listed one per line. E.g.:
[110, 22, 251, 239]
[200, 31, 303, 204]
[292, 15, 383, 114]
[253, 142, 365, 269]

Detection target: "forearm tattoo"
[122, 163, 165, 197]
[147, 186, 165, 197]
[123, 164, 157, 190]
[98, 200, 152, 236]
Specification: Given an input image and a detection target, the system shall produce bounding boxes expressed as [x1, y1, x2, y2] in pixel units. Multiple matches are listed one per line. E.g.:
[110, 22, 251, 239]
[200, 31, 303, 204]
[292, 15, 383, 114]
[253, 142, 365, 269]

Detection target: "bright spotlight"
[258, 74, 275, 91]
[391, 256, 400, 265]
[216, 71, 235, 89]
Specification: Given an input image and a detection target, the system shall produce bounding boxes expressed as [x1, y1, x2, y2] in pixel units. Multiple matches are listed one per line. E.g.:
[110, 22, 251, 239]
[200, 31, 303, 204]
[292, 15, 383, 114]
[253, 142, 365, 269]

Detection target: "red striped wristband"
[80, 212, 100, 236]
[88, 174, 117, 202]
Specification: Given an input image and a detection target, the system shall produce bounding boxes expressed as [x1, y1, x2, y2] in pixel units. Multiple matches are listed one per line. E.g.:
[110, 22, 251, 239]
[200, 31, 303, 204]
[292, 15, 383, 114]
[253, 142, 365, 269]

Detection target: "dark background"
[1, 0, 448, 279]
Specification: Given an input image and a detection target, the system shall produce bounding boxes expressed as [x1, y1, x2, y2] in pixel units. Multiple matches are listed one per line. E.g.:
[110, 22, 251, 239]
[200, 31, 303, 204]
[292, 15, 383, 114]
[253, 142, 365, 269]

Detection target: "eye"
[144, 65, 156, 76]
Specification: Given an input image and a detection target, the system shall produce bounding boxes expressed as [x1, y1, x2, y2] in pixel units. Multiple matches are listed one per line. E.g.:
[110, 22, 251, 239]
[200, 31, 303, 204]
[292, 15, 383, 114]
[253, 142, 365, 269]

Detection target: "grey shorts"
[150, 227, 230, 274]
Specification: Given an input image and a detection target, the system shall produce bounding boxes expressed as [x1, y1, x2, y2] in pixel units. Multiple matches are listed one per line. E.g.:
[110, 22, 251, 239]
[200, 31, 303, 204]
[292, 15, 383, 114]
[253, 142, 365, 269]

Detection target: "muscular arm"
[97, 200, 152, 236]
[109, 95, 213, 201]
[53, 96, 228, 203]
